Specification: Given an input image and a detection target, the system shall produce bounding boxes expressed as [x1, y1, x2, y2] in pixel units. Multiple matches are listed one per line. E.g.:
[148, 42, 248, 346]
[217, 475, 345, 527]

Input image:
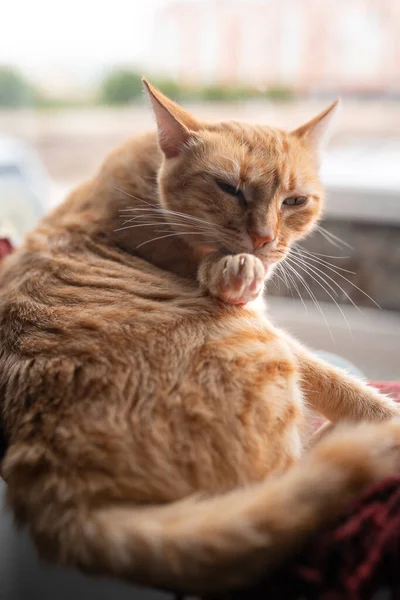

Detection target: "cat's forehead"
[205, 120, 285, 152]
[198, 121, 310, 190]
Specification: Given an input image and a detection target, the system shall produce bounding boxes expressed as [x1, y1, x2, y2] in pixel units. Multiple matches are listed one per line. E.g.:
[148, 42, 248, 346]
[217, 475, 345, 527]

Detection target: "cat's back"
[0, 233, 206, 360]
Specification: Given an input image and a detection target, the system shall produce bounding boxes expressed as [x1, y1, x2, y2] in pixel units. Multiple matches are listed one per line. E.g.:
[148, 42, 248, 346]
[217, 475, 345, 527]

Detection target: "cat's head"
[144, 79, 339, 276]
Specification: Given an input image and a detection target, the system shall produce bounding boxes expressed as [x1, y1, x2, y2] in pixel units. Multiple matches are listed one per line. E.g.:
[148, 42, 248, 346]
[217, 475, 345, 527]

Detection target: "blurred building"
[149, 0, 400, 95]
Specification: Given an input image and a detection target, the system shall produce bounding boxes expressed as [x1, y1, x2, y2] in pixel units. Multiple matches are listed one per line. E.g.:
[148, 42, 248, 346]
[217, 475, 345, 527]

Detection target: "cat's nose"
[248, 229, 276, 250]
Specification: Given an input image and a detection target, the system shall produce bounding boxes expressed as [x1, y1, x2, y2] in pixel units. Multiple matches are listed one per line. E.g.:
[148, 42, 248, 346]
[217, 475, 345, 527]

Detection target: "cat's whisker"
[295, 244, 350, 260]
[285, 266, 308, 310]
[288, 254, 349, 312]
[293, 247, 355, 274]
[270, 269, 282, 291]
[293, 248, 379, 310]
[120, 213, 167, 223]
[115, 188, 241, 246]
[286, 255, 352, 336]
[315, 225, 353, 250]
[119, 205, 229, 233]
[276, 263, 300, 307]
[115, 187, 230, 232]
[117, 209, 226, 234]
[283, 260, 335, 341]
[316, 230, 345, 250]
[279, 262, 309, 312]
[120, 214, 172, 227]
[278, 262, 292, 293]
[290, 249, 380, 309]
[118, 209, 240, 250]
[114, 221, 215, 233]
[274, 263, 286, 290]
[118, 213, 216, 232]
[114, 186, 158, 209]
[275, 263, 292, 294]
[160, 209, 226, 229]
[295, 252, 356, 277]
[289, 254, 340, 298]
[119, 209, 198, 227]
[136, 231, 210, 249]
[283, 260, 320, 307]
[114, 223, 230, 250]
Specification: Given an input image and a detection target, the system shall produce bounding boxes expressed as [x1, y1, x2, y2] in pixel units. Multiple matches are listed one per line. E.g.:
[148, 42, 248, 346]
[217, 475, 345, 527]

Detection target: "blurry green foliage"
[0, 66, 293, 110]
[199, 84, 233, 102]
[100, 69, 143, 105]
[0, 67, 35, 107]
[265, 86, 293, 101]
[152, 78, 182, 101]
[33, 95, 92, 110]
[197, 84, 266, 102]
[98, 68, 293, 106]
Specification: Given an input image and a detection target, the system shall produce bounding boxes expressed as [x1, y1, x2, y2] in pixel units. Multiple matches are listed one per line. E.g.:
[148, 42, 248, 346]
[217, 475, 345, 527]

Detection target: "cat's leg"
[197, 251, 265, 304]
[287, 336, 399, 423]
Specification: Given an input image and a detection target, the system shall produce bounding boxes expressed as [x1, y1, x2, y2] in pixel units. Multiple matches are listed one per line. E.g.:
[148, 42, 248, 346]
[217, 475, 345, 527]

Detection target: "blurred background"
[0, 1, 399, 597]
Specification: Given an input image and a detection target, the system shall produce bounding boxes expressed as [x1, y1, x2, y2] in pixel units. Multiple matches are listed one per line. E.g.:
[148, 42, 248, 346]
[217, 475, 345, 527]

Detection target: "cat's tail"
[6, 420, 400, 595]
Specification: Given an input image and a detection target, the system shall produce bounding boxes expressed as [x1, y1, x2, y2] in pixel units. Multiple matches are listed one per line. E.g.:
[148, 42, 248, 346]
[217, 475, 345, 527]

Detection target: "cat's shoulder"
[102, 131, 160, 172]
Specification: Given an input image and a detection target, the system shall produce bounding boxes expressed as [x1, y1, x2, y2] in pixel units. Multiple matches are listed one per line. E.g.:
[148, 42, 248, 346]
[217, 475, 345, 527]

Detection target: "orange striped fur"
[0, 80, 399, 595]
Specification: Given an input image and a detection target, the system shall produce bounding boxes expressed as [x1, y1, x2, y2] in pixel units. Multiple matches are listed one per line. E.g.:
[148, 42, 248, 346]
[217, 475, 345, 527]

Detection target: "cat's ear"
[142, 78, 200, 159]
[291, 99, 340, 161]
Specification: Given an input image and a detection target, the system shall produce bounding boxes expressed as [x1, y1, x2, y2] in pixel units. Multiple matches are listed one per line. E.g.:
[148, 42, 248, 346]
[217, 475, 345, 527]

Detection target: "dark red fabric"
[233, 383, 400, 600]
[0, 238, 13, 260]
[236, 476, 400, 600]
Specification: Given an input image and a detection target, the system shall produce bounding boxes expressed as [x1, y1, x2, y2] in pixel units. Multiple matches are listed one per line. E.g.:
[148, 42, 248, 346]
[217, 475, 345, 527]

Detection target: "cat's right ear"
[291, 98, 341, 163]
[142, 78, 200, 159]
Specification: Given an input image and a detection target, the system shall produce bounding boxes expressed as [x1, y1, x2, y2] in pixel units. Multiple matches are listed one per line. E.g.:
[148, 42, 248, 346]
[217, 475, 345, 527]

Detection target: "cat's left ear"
[143, 78, 200, 159]
[291, 99, 341, 162]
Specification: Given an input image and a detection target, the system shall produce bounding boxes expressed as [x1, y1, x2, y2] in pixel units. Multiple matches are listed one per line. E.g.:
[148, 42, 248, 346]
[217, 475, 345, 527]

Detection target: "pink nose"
[248, 229, 275, 250]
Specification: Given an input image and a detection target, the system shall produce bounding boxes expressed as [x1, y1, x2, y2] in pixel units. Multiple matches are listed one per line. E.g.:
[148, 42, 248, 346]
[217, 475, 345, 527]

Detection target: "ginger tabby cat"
[0, 79, 399, 596]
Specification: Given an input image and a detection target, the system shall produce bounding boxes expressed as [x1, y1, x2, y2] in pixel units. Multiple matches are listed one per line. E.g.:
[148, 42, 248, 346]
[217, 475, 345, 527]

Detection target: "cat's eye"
[283, 196, 308, 207]
[217, 181, 242, 198]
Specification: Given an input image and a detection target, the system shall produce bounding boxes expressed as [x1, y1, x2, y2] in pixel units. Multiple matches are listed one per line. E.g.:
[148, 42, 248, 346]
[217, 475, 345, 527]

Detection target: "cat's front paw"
[210, 254, 265, 305]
